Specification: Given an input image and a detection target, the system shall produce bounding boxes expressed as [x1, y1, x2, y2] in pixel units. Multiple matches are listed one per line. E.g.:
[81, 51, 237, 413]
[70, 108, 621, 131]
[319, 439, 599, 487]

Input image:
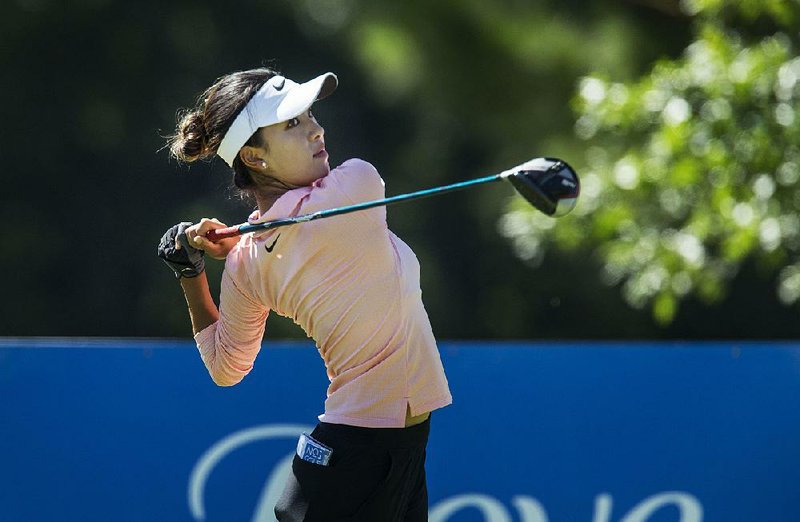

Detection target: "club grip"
[205, 225, 242, 243]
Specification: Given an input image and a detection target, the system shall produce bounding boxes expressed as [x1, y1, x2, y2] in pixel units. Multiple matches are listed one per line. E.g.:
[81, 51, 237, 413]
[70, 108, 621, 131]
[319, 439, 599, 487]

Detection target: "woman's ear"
[239, 146, 268, 171]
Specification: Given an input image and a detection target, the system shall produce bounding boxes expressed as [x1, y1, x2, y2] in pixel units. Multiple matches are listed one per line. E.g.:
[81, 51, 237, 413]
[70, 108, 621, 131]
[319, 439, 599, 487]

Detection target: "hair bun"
[170, 111, 210, 163]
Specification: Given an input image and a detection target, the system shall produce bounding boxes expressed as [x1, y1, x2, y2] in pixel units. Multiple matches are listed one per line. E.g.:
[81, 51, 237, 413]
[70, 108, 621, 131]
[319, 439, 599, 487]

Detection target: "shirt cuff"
[193, 321, 218, 357]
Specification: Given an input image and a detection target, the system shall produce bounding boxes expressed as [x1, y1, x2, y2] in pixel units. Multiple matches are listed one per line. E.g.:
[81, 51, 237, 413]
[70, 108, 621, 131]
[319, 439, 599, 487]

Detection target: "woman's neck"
[253, 173, 299, 215]
[255, 190, 286, 215]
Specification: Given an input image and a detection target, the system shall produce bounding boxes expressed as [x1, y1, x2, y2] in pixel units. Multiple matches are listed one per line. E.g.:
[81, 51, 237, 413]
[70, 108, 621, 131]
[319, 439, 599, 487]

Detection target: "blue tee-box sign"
[1, 339, 799, 521]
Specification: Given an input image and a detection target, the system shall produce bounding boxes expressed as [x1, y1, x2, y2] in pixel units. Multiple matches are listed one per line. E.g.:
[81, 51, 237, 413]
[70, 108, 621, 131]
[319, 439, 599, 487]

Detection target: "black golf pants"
[274, 418, 430, 521]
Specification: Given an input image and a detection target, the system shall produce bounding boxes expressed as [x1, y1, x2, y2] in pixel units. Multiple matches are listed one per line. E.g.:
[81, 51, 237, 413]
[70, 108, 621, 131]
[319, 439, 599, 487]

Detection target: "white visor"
[217, 72, 338, 167]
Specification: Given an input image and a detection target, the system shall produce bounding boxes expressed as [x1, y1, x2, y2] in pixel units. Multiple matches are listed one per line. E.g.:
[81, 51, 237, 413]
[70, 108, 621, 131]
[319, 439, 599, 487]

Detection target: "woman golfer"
[157, 67, 452, 521]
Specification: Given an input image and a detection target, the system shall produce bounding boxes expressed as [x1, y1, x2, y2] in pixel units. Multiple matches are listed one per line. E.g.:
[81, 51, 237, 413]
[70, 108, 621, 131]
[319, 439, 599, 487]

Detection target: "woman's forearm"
[180, 272, 220, 335]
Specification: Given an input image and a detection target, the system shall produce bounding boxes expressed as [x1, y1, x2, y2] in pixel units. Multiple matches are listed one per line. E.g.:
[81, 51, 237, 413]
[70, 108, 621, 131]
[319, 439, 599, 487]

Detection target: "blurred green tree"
[289, 0, 695, 338]
[15, 0, 780, 338]
[501, 0, 800, 324]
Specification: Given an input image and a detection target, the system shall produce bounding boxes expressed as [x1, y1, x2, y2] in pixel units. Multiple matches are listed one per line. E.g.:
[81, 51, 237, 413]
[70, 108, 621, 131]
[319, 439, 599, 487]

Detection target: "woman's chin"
[317, 163, 331, 178]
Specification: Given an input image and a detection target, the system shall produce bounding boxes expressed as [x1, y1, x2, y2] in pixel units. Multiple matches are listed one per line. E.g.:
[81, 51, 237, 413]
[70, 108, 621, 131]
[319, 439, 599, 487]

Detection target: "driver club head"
[506, 157, 580, 217]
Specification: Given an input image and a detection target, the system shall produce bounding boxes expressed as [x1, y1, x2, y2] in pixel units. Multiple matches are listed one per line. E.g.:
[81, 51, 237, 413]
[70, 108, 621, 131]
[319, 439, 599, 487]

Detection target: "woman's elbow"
[200, 343, 254, 387]
[211, 374, 241, 387]
[208, 366, 246, 387]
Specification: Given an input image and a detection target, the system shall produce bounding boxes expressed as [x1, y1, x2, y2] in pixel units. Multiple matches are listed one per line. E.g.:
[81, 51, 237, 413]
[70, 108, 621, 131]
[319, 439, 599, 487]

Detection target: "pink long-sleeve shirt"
[194, 158, 452, 428]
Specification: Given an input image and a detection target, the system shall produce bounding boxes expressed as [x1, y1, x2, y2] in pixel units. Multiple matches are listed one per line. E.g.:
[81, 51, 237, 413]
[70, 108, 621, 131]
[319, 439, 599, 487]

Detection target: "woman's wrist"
[180, 272, 220, 334]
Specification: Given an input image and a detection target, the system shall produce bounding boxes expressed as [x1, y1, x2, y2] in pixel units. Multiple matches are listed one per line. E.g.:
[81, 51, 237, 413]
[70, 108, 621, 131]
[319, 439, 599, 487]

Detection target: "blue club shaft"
[236, 173, 506, 235]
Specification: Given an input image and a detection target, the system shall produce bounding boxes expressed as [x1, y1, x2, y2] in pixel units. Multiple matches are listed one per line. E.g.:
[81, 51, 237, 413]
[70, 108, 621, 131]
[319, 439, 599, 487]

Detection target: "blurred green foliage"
[502, 0, 800, 324]
[2, 0, 798, 338]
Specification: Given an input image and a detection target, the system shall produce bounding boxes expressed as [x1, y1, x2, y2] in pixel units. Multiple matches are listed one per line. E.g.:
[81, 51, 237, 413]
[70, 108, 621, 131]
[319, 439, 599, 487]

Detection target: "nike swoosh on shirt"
[265, 234, 281, 253]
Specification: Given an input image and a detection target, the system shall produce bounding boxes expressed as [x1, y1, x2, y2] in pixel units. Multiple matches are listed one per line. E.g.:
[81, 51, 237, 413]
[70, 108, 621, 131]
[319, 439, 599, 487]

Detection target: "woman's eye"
[287, 117, 300, 129]
[308, 110, 315, 120]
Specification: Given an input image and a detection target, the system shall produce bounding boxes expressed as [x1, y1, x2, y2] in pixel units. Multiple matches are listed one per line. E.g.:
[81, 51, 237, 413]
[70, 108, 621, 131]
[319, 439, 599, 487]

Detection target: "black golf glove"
[157, 222, 205, 279]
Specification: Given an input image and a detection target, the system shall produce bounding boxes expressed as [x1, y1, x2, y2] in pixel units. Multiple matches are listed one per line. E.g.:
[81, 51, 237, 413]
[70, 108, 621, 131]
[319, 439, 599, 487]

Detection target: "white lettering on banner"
[429, 494, 702, 522]
[252, 453, 295, 522]
[593, 493, 704, 522]
[594, 493, 614, 522]
[189, 424, 704, 522]
[512, 496, 550, 522]
[429, 495, 512, 522]
[188, 424, 313, 521]
[620, 492, 703, 522]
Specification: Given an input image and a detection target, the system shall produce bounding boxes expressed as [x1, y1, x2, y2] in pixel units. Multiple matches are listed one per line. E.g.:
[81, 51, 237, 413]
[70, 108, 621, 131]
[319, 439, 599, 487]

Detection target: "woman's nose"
[309, 121, 324, 141]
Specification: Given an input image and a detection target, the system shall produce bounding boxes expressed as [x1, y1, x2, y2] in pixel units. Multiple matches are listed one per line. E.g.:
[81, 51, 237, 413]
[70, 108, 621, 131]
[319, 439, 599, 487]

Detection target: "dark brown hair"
[168, 67, 279, 193]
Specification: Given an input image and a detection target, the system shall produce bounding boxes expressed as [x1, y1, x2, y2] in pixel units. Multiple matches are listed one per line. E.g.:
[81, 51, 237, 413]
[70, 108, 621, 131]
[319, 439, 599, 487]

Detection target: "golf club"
[206, 157, 579, 242]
